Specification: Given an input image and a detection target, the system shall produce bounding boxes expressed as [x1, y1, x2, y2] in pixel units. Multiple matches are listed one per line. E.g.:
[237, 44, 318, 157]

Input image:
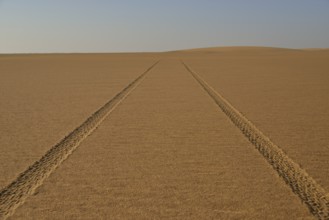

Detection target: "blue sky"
[0, 0, 329, 53]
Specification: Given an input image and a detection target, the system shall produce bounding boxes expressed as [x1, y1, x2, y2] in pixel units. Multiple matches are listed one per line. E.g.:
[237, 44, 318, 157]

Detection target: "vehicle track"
[0, 61, 159, 220]
[182, 61, 329, 220]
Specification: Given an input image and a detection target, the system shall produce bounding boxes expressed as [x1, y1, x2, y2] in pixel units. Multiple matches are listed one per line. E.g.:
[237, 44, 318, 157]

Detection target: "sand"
[0, 54, 156, 189]
[182, 49, 329, 191]
[0, 48, 328, 219]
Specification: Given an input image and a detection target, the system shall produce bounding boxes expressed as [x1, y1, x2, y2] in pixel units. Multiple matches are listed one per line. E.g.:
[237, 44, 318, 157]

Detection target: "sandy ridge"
[0, 61, 159, 220]
[182, 61, 329, 220]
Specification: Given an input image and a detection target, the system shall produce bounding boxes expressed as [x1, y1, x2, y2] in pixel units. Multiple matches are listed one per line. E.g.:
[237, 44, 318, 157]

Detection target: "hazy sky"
[1, 0, 329, 53]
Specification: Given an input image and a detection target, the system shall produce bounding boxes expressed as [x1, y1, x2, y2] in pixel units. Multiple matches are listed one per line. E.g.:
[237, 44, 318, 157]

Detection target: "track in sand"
[0, 61, 159, 219]
[182, 61, 329, 220]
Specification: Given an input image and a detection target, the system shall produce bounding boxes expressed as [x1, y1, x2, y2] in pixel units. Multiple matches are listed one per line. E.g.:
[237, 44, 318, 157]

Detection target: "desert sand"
[0, 48, 328, 219]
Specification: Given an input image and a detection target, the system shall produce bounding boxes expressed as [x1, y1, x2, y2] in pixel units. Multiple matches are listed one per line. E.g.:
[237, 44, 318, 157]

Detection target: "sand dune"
[178, 46, 299, 52]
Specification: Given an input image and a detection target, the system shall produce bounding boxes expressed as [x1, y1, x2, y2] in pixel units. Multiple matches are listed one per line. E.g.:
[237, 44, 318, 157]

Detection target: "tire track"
[0, 61, 159, 220]
[182, 61, 329, 220]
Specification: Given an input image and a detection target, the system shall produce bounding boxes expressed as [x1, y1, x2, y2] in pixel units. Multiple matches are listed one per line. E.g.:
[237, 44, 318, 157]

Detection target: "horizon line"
[1, 46, 329, 55]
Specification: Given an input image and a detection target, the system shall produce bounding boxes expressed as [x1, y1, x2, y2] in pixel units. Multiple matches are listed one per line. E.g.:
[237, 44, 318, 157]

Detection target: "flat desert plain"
[0, 48, 329, 219]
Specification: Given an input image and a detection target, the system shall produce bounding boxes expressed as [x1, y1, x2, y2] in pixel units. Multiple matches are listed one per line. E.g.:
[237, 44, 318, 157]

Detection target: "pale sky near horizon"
[0, 0, 329, 53]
